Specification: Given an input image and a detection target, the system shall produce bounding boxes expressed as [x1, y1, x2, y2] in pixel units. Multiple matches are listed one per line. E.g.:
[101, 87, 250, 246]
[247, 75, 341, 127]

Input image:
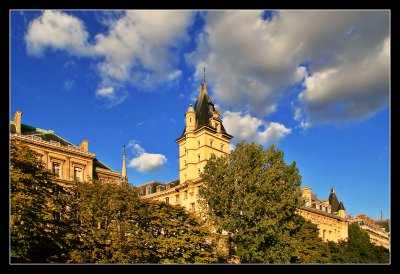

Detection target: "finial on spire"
[203, 66, 206, 83]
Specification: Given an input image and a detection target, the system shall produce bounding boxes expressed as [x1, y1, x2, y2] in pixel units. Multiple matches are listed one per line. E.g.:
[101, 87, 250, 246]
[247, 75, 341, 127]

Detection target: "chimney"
[79, 139, 89, 152]
[13, 110, 22, 134]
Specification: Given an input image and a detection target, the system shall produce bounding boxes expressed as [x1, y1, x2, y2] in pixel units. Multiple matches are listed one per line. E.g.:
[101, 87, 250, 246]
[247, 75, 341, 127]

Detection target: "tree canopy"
[199, 141, 303, 263]
[10, 139, 71, 262]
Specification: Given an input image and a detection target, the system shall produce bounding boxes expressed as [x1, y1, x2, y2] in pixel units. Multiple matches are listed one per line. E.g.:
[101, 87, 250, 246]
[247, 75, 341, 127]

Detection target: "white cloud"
[222, 111, 291, 146]
[95, 86, 128, 107]
[167, 70, 182, 81]
[92, 10, 194, 87]
[188, 10, 389, 126]
[96, 86, 114, 98]
[25, 10, 91, 56]
[127, 140, 167, 172]
[25, 10, 195, 106]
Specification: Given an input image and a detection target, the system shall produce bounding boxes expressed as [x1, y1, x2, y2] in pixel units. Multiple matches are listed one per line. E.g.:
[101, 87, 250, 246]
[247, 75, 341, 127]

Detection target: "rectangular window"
[52, 162, 61, 178]
[175, 194, 179, 203]
[184, 190, 188, 199]
[210, 139, 213, 146]
[146, 186, 152, 195]
[74, 167, 82, 181]
[165, 197, 169, 204]
[220, 144, 224, 151]
[191, 202, 195, 212]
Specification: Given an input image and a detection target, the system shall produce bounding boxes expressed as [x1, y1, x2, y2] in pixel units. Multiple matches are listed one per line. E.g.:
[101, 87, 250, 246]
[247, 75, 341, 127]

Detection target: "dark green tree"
[291, 216, 331, 263]
[10, 139, 71, 262]
[199, 141, 303, 263]
[337, 223, 390, 263]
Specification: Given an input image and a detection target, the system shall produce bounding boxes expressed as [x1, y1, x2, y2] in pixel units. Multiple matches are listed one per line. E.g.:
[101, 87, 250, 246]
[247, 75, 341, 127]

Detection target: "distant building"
[298, 186, 348, 242]
[348, 214, 390, 249]
[10, 110, 125, 186]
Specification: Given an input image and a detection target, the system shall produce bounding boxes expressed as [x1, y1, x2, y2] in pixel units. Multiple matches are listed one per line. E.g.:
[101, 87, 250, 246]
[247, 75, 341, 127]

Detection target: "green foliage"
[328, 223, 390, 263]
[199, 141, 303, 263]
[68, 181, 218, 263]
[291, 216, 331, 263]
[10, 139, 72, 262]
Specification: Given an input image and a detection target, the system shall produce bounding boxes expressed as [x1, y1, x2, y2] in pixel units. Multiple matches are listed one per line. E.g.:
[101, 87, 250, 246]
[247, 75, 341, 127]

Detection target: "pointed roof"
[338, 200, 345, 211]
[178, 81, 232, 140]
[329, 187, 340, 212]
[121, 145, 128, 183]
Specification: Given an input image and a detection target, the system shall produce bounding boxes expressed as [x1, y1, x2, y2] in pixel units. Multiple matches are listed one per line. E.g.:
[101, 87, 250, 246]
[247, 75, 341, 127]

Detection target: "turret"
[185, 104, 196, 132]
[338, 198, 346, 218]
[329, 186, 340, 213]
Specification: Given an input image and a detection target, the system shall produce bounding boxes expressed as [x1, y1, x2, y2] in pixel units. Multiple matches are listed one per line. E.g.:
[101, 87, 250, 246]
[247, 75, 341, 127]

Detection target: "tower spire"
[121, 145, 128, 184]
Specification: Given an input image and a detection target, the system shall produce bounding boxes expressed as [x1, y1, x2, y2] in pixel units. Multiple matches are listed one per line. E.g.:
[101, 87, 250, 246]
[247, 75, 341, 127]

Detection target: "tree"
[291, 216, 331, 263]
[68, 180, 218, 263]
[338, 223, 389, 263]
[199, 141, 303, 263]
[10, 139, 71, 262]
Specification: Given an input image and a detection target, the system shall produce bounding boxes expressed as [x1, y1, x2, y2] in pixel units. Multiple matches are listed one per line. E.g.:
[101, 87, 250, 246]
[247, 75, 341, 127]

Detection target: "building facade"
[10, 110, 124, 186]
[298, 186, 348, 242]
[138, 80, 233, 212]
[348, 214, 390, 249]
[138, 79, 349, 243]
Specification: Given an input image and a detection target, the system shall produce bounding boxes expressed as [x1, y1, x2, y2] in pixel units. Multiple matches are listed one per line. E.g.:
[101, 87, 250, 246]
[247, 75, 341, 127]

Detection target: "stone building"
[138, 78, 233, 213]
[138, 78, 349, 243]
[298, 186, 348, 242]
[348, 214, 390, 249]
[10, 110, 125, 186]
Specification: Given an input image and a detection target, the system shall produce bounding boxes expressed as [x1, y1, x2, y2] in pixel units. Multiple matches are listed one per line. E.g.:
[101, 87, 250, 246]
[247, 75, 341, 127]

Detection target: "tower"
[176, 77, 233, 184]
[329, 187, 340, 213]
[121, 145, 128, 184]
[338, 198, 346, 218]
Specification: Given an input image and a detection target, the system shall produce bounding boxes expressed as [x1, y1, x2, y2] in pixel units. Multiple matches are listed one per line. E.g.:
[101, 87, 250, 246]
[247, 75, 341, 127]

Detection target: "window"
[74, 167, 82, 181]
[210, 139, 213, 147]
[220, 144, 224, 151]
[191, 203, 195, 212]
[175, 194, 179, 203]
[146, 186, 152, 195]
[165, 197, 169, 204]
[52, 162, 61, 178]
[198, 140, 200, 147]
[184, 190, 188, 199]
[189, 117, 191, 123]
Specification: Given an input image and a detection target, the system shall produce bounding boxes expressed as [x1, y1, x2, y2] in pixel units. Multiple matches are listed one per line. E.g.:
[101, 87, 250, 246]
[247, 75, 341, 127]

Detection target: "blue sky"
[10, 10, 390, 220]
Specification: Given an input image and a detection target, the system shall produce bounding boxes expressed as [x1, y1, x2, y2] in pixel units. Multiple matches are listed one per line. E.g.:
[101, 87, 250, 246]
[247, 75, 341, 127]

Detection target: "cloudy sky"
[10, 10, 390, 219]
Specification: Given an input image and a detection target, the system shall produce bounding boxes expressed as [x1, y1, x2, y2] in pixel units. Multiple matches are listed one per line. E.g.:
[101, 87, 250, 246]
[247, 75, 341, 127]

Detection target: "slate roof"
[93, 158, 112, 170]
[178, 82, 232, 140]
[10, 122, 74, 147]
[338, 200, 345, 211]
[329, 188, 340, 213]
